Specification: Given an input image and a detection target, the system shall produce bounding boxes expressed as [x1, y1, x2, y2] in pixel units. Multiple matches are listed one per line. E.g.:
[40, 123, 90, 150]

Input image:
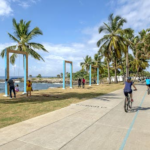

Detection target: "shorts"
[15, 89, 19, 92]
[124, 90, 132, 97]
[146, 84, 150, 87]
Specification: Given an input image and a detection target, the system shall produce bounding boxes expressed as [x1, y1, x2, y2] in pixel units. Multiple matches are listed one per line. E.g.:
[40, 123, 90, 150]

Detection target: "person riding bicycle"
[124, 77, 137, 102]
[145, 77, 150, 90]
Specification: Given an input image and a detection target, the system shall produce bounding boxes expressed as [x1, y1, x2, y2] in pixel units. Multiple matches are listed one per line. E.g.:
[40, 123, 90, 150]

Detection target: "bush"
[37, 74, 42, 78]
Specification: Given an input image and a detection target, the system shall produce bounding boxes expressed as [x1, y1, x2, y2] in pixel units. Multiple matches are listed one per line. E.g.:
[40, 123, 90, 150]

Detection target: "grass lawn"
[0, 83, 124, 129]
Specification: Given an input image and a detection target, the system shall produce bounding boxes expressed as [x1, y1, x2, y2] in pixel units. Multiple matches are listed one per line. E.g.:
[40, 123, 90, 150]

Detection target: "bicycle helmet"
[127, 77, 131, 80]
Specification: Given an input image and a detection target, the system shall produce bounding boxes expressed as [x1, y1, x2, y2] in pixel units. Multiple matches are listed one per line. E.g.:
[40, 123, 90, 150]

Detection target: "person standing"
[6, 78, 16, 98]
[82, 78, 85, 88]
[78, 78, 81, 87]
[27, 80, 32, 97]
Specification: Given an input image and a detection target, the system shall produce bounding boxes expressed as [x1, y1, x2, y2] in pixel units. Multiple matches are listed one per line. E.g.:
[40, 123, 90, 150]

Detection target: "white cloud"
[0, 0, 13, 16]
[2, 0, 150, 75]
[0, 42, 96, 76]
[18, 2, 30, 8]
[0, 42, 16, 52]
[0, 0, 40, 16]
[113, 0, 150, 31]
[14, 0, 40, 8]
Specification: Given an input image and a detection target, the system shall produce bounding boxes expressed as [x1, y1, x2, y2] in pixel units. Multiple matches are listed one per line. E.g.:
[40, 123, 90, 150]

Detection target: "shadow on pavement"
[129, 106, 150, 113]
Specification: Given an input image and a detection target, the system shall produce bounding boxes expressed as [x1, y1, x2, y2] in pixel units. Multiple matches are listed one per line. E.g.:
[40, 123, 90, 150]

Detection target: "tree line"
[80, 14, 150, 83]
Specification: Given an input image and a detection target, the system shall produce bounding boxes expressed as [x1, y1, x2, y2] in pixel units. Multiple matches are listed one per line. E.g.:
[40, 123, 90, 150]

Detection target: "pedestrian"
[82, 78, 85, 88]
[27, 80, 32, 97]
[6, 78, 16, 99]
[94, 79, 96, 84]
[78, 78, 81, 87]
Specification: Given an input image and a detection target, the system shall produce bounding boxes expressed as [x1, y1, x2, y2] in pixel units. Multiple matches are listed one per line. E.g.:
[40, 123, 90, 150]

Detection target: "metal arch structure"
[63, 60, 73, 89]
[89, 64, 99, 86]
[4, 49, 28, 96]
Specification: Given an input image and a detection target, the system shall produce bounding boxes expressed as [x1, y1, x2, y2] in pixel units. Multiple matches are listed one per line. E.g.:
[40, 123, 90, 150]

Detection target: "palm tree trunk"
[121, 60, 126, 83]
[121, 61, 125, 83]
[107, 60, 111, 84]
[114, 57, 118, 83]
[126, 46, 129, 77]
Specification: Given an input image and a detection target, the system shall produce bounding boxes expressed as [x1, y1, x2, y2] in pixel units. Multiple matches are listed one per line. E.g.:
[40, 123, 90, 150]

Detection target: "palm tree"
[60, 73, 63, 78]
[112, 54, 125, 81]
[0, 18, 47, 64]
[80, 55, 92, 73]
[122, 29, 134, 78]
[98, 45, 111, 84]
[57, 74, 60, 78]
[131, 33, 149, 77]
[97, 14, 127, 83]
[29, 75, 32, 78]
[91, 54, 104, 81]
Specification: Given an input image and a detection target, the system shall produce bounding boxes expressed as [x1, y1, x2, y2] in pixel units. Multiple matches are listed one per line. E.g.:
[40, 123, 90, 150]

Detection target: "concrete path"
[0, 84, 150, 150]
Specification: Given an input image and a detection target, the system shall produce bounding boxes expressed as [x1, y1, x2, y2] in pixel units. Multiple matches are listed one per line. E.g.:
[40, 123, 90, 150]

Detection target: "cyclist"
[145, 77, 150, 90]
[124, 77, 137, 102]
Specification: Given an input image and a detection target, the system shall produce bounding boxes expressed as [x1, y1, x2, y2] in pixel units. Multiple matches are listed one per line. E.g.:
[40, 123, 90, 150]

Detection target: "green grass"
[0, 83, 124, 128]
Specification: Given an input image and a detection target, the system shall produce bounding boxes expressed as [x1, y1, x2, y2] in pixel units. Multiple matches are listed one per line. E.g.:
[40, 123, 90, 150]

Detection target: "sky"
[0, 0, 150, 77]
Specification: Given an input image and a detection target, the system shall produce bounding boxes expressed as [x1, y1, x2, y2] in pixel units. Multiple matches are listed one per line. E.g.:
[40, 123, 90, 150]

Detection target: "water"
[0, 76, 56, 79]
[0, 82, 66, 93]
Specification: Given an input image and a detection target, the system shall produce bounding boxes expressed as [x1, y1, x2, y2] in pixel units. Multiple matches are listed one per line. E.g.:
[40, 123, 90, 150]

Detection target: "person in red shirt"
[82, 78, 85, 88]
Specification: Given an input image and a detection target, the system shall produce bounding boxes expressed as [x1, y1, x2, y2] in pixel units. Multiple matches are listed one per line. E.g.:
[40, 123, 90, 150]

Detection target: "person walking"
[27, 80, 32, 97]
[82, 78, 85, 88]
[6, 78, 16, 98]
[78, 78, 81, 87]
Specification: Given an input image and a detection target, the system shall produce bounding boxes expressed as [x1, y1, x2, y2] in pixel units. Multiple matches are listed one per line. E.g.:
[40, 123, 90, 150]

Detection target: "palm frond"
[12, 18, 20, 38]
[0, 45, 17, 57]
[7, 33, 20, 43]
[99, 25, 109, 33]
[28, 43, 48, 52]
[10, 53, 17, 65]
[26, 48, 45, 61]
[26, 27, 43, 41]
[116, 18, 127, 29]
[97, 35, 110, 47]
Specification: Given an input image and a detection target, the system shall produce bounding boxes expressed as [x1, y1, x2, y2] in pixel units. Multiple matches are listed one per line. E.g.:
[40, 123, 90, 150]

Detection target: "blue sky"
[0, 0, 150, 76]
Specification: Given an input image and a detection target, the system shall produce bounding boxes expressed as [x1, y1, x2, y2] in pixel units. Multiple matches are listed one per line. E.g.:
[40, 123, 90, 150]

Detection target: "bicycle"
[124, 89, 137, 113]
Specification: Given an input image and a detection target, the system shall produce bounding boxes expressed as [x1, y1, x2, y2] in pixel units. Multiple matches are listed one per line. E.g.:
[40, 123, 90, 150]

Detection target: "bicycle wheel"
[130, 101, 132, 108]
[128, 99, 132, 109]
[124, 97, 128, 112]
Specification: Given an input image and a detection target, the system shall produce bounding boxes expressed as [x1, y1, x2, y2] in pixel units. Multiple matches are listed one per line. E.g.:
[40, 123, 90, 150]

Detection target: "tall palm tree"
[131, 33, 150, 77]
[122, 29, 134, 78]
[0, 18, 47, 64]
[97, 14, 127, 83]
[91, 54, 104, 80]
[80, 55, 92, 73]
[98, 44, 111, 84]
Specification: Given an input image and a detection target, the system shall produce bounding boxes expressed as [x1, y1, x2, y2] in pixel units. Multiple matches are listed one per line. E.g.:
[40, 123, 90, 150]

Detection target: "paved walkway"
[0, 84, 150, 150]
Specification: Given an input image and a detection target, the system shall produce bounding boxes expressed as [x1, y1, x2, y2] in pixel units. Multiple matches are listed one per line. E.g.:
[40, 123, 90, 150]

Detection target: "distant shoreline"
[0, 78, 78, 84]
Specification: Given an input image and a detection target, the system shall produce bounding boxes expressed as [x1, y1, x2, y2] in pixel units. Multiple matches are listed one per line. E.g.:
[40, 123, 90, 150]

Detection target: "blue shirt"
[124, 81, 133, 92]
[146, 79, 150, 85]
